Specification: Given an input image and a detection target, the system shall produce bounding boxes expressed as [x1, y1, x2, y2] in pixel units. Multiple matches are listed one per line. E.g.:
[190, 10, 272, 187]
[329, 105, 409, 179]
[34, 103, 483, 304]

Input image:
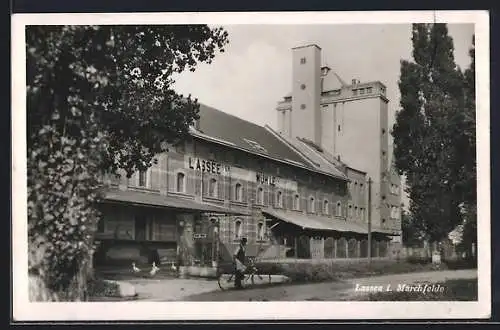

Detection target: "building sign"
[184, 155, 298, 191]
[193, 233, 208, 239]
[256, 172, 279, 186]
[187, 156, 230, 175]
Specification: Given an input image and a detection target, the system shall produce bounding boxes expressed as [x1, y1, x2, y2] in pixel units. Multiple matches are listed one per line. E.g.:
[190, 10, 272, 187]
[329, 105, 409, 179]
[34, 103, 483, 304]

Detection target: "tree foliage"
[26, 25, 229, 300]
[401, 209, 423, 247]
[392, 24, 476, 244]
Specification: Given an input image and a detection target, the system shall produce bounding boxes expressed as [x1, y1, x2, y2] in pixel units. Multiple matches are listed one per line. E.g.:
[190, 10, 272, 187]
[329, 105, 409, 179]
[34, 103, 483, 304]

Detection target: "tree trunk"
[28, 237, 93, 302]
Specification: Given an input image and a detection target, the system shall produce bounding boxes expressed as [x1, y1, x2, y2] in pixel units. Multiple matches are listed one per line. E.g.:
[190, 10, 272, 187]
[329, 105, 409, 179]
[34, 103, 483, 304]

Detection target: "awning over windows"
[102, 189, 250, 216]
[262, 208, 397, 235]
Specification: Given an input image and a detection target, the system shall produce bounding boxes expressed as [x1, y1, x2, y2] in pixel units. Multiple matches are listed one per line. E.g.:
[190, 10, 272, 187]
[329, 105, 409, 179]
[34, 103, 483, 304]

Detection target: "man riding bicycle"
[233, 237, 247, 289]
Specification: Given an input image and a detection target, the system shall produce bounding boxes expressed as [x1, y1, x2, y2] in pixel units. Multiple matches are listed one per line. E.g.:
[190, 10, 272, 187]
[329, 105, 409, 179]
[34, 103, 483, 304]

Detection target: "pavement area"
[120, 275, 290, 301]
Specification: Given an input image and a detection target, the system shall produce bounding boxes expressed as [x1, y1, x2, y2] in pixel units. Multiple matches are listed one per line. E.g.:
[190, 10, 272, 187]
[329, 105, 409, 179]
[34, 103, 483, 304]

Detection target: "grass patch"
[87, 277, 121, 298]
[254, 259, 450, 284]
[355, 278, 478, 301]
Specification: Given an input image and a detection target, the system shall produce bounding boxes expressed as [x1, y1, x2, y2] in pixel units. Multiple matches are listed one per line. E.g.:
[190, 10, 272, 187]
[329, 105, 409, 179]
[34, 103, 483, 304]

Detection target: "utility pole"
[367, 177, 372, 264]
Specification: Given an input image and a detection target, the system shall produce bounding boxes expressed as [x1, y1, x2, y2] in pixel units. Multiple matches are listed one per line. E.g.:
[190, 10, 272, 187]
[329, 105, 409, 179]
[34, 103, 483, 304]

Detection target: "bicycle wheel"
[246, 274, 255, 285]
[217, 273, 234, 290]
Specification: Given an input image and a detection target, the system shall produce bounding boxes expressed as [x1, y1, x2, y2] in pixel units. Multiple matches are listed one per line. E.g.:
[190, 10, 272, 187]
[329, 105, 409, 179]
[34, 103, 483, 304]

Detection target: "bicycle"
[216, 256, 272, 291]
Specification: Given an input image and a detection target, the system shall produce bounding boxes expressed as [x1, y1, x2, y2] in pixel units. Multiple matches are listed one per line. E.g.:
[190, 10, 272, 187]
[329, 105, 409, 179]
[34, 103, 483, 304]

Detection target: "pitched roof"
[196, 104, 308, 165]
[264, 127, 350, 179]
[191, 104, 348, 181]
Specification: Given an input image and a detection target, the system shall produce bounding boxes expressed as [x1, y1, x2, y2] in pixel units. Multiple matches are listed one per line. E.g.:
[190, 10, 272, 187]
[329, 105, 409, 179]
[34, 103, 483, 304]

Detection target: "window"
[336, 201, 342, 216]
[257, 187, 264, 205]
[300, 84, 306, 90]
[360, 88, 365, 95]
[391, 206, 399, 219]
[353, 89, 358, 96]
[300, 57, 306, 64]
[175, 143, 185, 153]
[309, 197, 315, 213]
[209, 178, 218, 197]
[234, 219, 243, 239]
[294, 194, 300, 210]
[323, 200, 329, 215]
[235, 183, 242, 201]
[392, 184, 399, 195]
[367, 87, 373, 93]
[360, 208, 365, 221]
[348, 204, 353, 217]
[276, 191, 283, 207]
[257, 222, 265, 241]
[354, 206, 358, 218]
[208, 148, 215, 160]
[382, 128, 386, 134]
[176, 172, 185, 193]
[138, 170, 147, 187]
[338, 125, 341, 132]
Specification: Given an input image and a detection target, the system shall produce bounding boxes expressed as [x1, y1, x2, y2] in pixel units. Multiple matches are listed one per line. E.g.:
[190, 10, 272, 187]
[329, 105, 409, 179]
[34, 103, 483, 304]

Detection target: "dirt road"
[181, 269, 478, 301]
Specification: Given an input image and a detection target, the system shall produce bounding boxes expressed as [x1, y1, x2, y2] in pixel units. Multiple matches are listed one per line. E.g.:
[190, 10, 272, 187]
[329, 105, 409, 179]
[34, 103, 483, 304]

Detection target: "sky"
[172, 23, 475, 208]
[173, 23, 474, 131]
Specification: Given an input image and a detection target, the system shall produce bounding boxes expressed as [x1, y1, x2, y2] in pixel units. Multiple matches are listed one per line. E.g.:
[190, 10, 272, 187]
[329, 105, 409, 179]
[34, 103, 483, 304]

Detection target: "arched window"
[348, 204, 353, 217]
[257, 222, 265, 240]
[309, 197, 315, 213]
[235, 183, 242, 201]
[176, 172, 185, 193]
[234, 219, 243, 239]
[138, 170, 147, 187]
[336, 201, 342, 217]
[209, 178, 218, 197]
[294, 194, 300, 210]
[354, 206, 358, 219]
[323, 200, 329, 215]
[257, 187, 264, 205]
[276, 191, 283, 207]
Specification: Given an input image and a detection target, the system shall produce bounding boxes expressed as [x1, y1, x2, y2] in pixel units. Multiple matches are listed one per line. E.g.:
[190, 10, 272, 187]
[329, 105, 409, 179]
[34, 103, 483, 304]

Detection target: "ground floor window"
[336, 237, 347, 258]
[324, 237, 335, 258]
[347, 238, 358, 258]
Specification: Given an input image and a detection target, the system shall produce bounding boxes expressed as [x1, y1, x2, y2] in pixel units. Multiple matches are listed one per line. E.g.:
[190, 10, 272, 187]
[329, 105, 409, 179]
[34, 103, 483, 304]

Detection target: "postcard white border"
[12, 10, 490, 321]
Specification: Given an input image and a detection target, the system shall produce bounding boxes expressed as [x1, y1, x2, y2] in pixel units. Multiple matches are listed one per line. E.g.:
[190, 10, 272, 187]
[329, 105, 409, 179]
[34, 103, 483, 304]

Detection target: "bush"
[406, 255, 432, 264]
[444, 258, 477, 270]
[87, 277, 120, 297]
[254, 259, 449, 284]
